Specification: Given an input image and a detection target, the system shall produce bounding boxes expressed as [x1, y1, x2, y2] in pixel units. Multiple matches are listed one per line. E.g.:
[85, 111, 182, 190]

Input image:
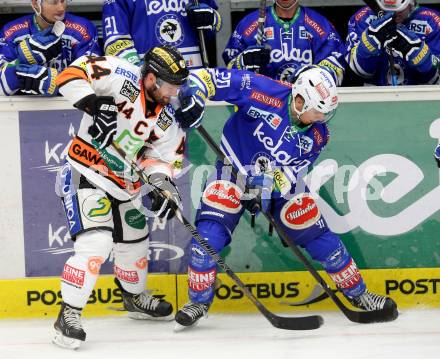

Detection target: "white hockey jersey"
[56, 55, 185, 201]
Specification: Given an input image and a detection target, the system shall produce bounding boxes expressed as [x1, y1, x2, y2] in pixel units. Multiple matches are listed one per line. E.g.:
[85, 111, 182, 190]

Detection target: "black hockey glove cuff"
[186, 3, 222, 32]
[237, 45, 271, 72]
[82, 96, 118, 150]
[147, 173, 181, 220]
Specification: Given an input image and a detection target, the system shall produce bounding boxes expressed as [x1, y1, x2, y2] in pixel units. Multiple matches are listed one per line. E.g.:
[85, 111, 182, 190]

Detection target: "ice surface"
[0, 310, 439, 359]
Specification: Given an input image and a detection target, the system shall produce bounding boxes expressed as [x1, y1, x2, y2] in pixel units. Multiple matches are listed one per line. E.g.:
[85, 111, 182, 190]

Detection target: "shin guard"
[113, 240, 149, 294]
[61, 230, 113, 308]
[304, 231, 366, 298]
[188, 220, 230, 304]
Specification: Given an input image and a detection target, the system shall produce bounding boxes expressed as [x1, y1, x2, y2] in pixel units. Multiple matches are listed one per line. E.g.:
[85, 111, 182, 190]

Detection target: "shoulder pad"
[63, 13, 94, 41]
[302, 9, 329, 38]
[3, 15, 32, 40]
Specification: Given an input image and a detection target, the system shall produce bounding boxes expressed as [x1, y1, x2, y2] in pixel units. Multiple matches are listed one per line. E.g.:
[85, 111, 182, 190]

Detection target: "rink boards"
[1, 88, 440, 319]
[1, 267, 439, 319]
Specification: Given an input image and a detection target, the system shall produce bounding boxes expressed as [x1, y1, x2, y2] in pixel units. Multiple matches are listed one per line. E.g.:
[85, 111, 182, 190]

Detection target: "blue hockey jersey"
[0, 13, 100, 95]
[195, 68, 329, 193]
[345, 6, 440, 85]
[223, 5, 345, 84]
[102, 0, 217, 69]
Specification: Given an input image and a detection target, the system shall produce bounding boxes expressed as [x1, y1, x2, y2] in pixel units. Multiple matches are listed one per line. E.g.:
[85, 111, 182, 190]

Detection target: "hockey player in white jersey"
[52, 45, 190, 349]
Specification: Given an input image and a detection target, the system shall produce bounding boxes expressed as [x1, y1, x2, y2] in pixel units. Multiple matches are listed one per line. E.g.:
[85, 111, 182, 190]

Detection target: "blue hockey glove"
[87, 96, 118, 150]
[187, 3, 222, 32]
[17, 28, 62, 65]
[235, 45, 271, 72]
[434, 144, 440, 168]
[174, 82, 207, 129]
[390, 25, 433, 69]
[146, 173, 181, 220]
[16, 64, 58, 96]
[365, 12, 397, 52]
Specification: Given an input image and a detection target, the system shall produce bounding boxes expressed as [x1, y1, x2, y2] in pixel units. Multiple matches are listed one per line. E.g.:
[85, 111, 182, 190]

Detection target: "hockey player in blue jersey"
[172, 66, 398, 328]
[345, 0, 440, 85]
[0, 0, 101, 96]
[102, 0, 221, 70]
[223, 0, 345, 84]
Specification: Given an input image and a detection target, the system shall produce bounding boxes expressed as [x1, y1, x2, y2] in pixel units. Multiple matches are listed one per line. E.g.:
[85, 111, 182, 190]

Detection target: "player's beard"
[146, 86, 169, 106]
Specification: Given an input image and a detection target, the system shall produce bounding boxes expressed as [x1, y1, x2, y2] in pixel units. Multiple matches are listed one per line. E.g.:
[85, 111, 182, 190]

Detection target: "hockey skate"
[122, 290, 173, 320]
[115, 278, 173, 320]
[174, 302, 210, 330]
[347, 290, 398, 320]
[52, 302, 86, 350]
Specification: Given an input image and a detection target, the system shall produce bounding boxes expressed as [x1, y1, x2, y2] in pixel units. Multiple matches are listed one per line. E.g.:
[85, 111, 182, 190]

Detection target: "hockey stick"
[193, 0, 210, 67]
[362, 0, 398, 86]
[196, 126, 397, 324]
[256, 0, 267, 46]
[254, 0, 268, 228]
[110, 141, 323, 330]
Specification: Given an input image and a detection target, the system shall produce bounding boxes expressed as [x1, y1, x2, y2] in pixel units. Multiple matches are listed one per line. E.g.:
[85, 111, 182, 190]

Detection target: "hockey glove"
[17, 28, 62, 65]
[87, 96, 118, 150]
[390, 25, 434, 69]
[147, 173, 181, 220]
[241, 174, 273, 216]
[16, 64, 58, 96]
[365, 12, 397, 51]
[434, 144, 440, 168]
[235, 45, 271, 72]
[187, 3, 222, 32]
[175, 82, 207, 129]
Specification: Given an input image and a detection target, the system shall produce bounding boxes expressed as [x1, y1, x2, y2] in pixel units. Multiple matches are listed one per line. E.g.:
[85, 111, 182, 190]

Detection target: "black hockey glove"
[367, 12, 397, 50]
[84, 96, 118, 150]
[147, 173, 181, 220]
[175, 82, 206, 129]
[241, 174, 273, 216]
[16, 64, 58, 96]
[389, 24, 424, 61]
[186, 3, 222, 32]
[17, 27, 62, 65]
[236, 45, 271, 72]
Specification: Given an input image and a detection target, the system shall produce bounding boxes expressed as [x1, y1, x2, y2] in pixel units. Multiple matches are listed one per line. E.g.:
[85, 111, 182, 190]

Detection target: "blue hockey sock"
[188, 220, 230, 304]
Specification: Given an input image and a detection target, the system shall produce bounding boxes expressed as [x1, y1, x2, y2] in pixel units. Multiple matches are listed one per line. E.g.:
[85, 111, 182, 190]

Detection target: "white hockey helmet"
[290, 67, 338, 131]
[376, 0, 415, 12]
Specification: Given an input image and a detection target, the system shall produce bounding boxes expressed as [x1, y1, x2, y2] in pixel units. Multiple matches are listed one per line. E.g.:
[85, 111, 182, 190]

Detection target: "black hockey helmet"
[141, 45, 189, 85]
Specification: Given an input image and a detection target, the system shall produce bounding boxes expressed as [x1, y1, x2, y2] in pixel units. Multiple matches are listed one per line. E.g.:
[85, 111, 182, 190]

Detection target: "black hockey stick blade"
[266, 312, 323, 330]
[282, 287, 398, 324]
[284, 300, 397, 324]
[343, 305, 398, 324]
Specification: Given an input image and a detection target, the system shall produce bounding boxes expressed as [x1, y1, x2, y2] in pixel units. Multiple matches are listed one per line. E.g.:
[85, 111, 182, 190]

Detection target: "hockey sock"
[113, 240, 149, 294]
[188, 220, 230, 304]
[304, 231, 366, 298]
[61, 230, 113, 308]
